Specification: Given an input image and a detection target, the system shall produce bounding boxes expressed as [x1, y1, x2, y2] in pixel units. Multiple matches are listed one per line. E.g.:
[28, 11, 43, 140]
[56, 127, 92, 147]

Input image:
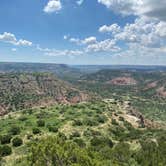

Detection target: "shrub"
[0, 134, 12, 144]
[57, 132, 67, 141]
[111, 119, 118, 125]
[97, 116, 107, 123]
[26, 136, 100, 166]
[18, 116, 28, 121]
[84, 119, 98, 126]
[90, 137, 113, 148]
[27, 134, 33, 140]
[119, 117, 124, 121]
[73, 138, 86, 148]
[72, 120, 83, 126]
[9, 126, 21, 135]
[47, 125, 58, 133]
[37, 120, 45, 127]
[0, 145, 12, 156]
[70, 131, 80, 139]
[12, 137, 23, 147]
[32, 128, 41, 135]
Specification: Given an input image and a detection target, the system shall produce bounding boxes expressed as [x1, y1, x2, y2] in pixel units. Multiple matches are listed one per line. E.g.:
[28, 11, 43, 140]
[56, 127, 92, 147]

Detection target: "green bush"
[27, 134, 33, 140]
[111, 119, 118, 125]
[83, 119, 98, 126]
[119, 116, 124, 121]
[9, 126, 21, 135]
[37, 120, 45, 127]
[97, 116, 106, 123]
[0, 134, 12, 144]
[12, 137, 23, 147]
[32, 128, 41, 135]
[47, 125, 58, 133]
[18, 116, 28, 121]
[73, 138, 86, 148]
[73, 119, 83, 126]
[24, 136, 103, 166]
[57, 132, 67, 141]
[70, 131, 80, 139]
[0, 145, 12, 156]
[90, 137, 113, 148]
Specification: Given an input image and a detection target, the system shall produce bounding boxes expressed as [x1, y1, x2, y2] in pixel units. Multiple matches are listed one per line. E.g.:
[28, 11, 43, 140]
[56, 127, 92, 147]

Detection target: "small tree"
[9, 126, 21, 135]
[37, 120, 45, 127]
[47, 125, 58, 133]
[0, 134, 12, 144]
[32, 128, 41, 135]
[12, 137, 23, 147]
[0, 145, 12, 156]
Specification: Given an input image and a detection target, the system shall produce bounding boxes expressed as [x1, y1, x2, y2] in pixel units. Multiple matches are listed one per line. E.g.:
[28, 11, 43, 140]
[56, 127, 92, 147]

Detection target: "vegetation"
[0, 100, 165, 165]
[0, 69, 166, 165]
[12, 137, 23, 147]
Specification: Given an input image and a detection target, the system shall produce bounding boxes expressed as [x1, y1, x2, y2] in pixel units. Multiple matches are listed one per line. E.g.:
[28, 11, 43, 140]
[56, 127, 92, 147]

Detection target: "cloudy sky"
[0, 0, 166, 65]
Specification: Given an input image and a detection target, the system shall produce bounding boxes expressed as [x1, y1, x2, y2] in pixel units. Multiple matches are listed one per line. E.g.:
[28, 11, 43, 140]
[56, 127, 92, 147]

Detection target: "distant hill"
[0, 73, 88, 114]
[72, 65, 166, 73]
[0, 62, 82, 79]
[78, 69, 166, 99]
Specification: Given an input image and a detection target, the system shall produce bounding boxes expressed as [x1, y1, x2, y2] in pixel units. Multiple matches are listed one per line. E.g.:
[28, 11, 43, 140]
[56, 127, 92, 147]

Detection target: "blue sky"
[0, 0, 166, 65]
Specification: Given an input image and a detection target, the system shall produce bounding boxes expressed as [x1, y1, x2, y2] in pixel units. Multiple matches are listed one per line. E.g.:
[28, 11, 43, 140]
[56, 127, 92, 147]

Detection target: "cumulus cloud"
[112, 17, 166, 48]
[98, 0, 166, 21]
[69, 36, 97, 45]
[155, 22, 166, 37]
[76, 0, 84, 6]
[86, 39, 120, 52]
[0, 32, 32, 46]
[82, 37, 97, 44]
[37, 45, 83, 57]
[111, 43, 166, 65]
[44, 0, 62, 13]
[99, 24, 121, 34]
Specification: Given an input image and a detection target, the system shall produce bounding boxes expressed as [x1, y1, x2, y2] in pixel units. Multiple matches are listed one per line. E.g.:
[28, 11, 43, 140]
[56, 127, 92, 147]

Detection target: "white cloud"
[37, 45, 83, 57]
[69, 36, 97, 45]
[11, 48, 17, 52]
[0, 32, 32, 46]
[16, 39, 32, 46]
[82, 37, 97, 44]
[98, 0, 142, 16]
[44, 0, 62, 13]
[111, 43, 166, 65]
[76, 0, 84, 5]
[99, 24, 121, 34]
[86, 39, 120, 52]
[63, 35, 68, 40]
[102, 17, 165, 48]
[155, 22, 166, 37]
[98, 0, 166, 21]
[70, 38, 81, 45]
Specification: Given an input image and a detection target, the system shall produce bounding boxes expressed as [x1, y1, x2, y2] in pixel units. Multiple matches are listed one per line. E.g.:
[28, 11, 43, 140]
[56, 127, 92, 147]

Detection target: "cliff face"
[0, 73, 88, 113]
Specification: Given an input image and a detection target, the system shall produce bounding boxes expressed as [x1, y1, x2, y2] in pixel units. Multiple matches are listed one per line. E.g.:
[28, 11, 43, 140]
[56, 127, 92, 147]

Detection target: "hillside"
[72, 69, 166, 123]
[0, 73, 88, 114]
[0, 100, 165, 165]
[79, 69, 166, 98]
[0, 62, 82, 80]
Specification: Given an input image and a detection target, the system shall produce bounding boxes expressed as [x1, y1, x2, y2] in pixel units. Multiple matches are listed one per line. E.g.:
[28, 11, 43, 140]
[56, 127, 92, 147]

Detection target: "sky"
[0, 0, 166, 65]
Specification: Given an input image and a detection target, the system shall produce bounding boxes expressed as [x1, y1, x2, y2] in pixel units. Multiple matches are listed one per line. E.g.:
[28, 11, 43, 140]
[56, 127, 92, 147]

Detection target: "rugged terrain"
[0, 73, 88, 114]
[0, 64, 166, 166]
[0, 99, 165, 165]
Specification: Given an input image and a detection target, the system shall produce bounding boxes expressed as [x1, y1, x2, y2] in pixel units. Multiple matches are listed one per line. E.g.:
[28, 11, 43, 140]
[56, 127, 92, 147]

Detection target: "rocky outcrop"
[107, 77, 137, 86]
[128, 109, 161, 129]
